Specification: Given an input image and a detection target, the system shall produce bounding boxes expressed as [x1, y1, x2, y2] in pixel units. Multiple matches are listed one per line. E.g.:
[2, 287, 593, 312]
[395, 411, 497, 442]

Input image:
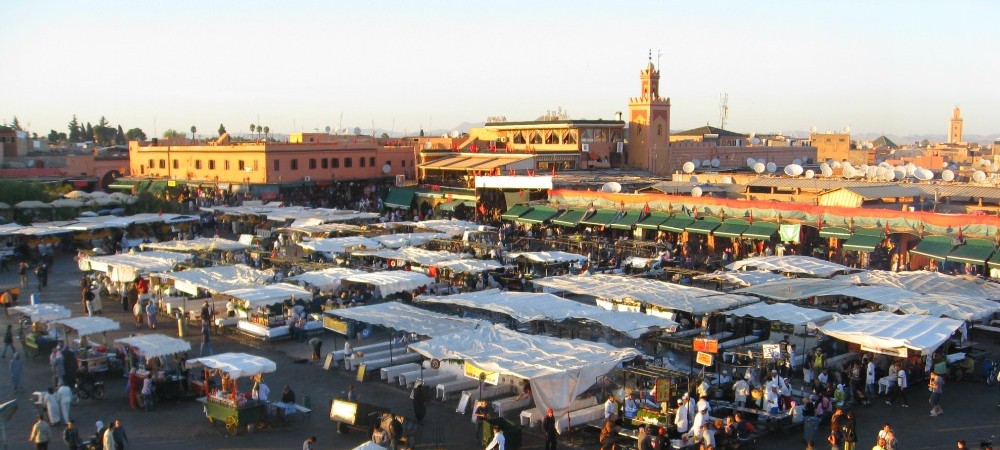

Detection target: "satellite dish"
[941, 170, 955, 182]
[749, 131, 756, 139]
[792, 158, 802, 166]
[701, 159, 711, 167]
[842, 166, 856, 178]
[843, 125, 851, 133]
[884, 170, 896, 181]
[866, 166, 877, 178]
[810, 126, 818, 133]
[819, 162, 831, 173]
[905, 163, 916, 176]
[992, 162, 1000, 173]
[689, 176, 699, 183]
[692, 159, 701, 168]
[784, 164, 804, 177]
[753, 162, 766, 174]
[691, 186, 703, 197]
[682, 162, 695, 174]
[721, 176, 733, 184]
[710, 158, 720, 168]
[766, 162, 777, 173]
[449, 130, 460, 138]
[746, 157, 757, 168]
[832, 161, 842, 169]
[859, 163, 869, 172]
[601, 182, 622, 193]
[821, 164, 833, 177]
[842, 162, 854, 172]
[382, 163, 392, 174]
[805, 169, 815, 178]
[915, 169, 933, 181]
[973, 170, 987, 183]
[893, 167, 906, 180]
[875, 167, 887, 178]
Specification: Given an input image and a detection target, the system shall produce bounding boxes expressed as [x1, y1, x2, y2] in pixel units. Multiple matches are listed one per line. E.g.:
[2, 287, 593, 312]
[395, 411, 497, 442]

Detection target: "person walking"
[929, 372, 944, 416]
[542, 408, 557, 450]
[133, 300, 143, 329]
[57, 382, 73, 425]
[302, 436, 316, 450]
[886, 365, 908, 407]
[43, 387, 61, 426]
[82, 286, 95, 316]
[34, 263, 48, 290]
[2, 324, 14, 358]
[142, 376, 155, 412]
[63, 420, 81, 450]
[840, 411, 857, 450]
[18, 261, 29, 289]
[10, 351, 23, 391]
[200, 322, 213, 356]
[411, 380, 427, 423]
[111, 419, 128, 449]
[145, 301, 157, 329]
[101, 421, 117, 450]
[93, 283, 106, 315]
[485, 425, 506, 450]
[29, 415, 51, 450]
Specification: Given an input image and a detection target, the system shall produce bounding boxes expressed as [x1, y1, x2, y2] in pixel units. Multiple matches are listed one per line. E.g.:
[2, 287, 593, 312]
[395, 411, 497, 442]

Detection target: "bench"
[363, 353, 422, 373]
[520, 397, 598, 427]
[399, 369, 439, 387]
[491, 395, 532, 417]
[412, 374, 457, 390]
[330, 341, 392, 364]
[437, 379, 480, 401]
[555, 404, 607, 434]
[457, 385, 517, 414]
[381, 363, 421, 382]
[720, 335, 760, 350]
[345, 349, 400, 370]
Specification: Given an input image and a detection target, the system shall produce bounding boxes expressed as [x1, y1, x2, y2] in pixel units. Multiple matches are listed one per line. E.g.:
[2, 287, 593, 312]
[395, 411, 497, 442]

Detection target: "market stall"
[341, 271, 434, 299]
[10, 303, 71, 360]
[114, 334, 192, 400]
[222, 284, 320, 340]
[285, 267, 366, 293]
[297, 236, 381, 259]
[372, 232, 450, 249]
[725, 255, 861, 278]
[324, 302, 486, 339]
[141, 237, 250, 254]
[413, 219, 494, 237]
[51, 316, 122, 374]
[835, 269, 1000, 301]
[189, 352, 277, 435]
[154, 265, 275, 296]
[78, 250, 193, 282]
[352, 246, 467, 269]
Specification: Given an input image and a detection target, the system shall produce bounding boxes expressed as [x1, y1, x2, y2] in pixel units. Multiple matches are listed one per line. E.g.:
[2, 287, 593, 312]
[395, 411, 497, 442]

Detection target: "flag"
[643, 202, 651, 216]
[518, 189, 525, 198]
[957, 226, 963, 240]
[509, 168, 515, 176]
[157, 208, 163, 216]
[884, 221, 890, 234]
[748, 210, 753, 224]
[478, 203, 486, 215]
[551, 165, 556, 176]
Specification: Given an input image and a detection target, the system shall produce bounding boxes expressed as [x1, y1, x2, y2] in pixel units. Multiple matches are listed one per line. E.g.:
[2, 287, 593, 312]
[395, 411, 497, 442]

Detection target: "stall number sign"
[696, 352, 714, 366]
[762, 344, 782, 360]
[323, 316, 349, 335]
[693, 338, 719, 354]
[654, 378, 671, 403]
[464, 362, 499, 385]
[861, 344, 908, 358]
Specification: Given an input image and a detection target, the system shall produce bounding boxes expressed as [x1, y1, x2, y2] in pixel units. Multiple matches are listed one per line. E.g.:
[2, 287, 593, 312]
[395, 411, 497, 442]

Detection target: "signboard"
[464, 362, 499, 385]
[762, 344, 781, 360]
[693, 338, 719, 354]
[695, 352, 714, 366]
[167, 180, 177, 187]
[329, 399, 359, 424]
[861, 344, 908, 358]
[654, 378, 671, 403]
[323, 315, 349, 335]
[356, 363, 367, 382]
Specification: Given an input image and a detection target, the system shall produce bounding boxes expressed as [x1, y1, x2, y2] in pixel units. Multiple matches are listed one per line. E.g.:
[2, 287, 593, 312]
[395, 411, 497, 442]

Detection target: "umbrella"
[50, 199, 84, 208]
[79, 211, 99, 217]
[64, 190, 90, 199]
[0, 202, 10, 209]
[15, 200, 52, 209]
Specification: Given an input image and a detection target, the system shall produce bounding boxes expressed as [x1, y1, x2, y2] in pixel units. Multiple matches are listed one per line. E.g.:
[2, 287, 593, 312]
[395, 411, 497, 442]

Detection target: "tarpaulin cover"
[286, 268, 366, 291]
[325, 303, 487, 338]
[507, 251, 588, 264]
[223, 283, 313, 308]
[531, 274, 758, 315]
[414, 219, 493, 237]
[416, 289, 677, 338]
[187, 352, 277, 379]
[551, 209, 587, 227]
[53, 316, 121, 337]
[115, 334, 192, 359]
[10, 304, 71, 323]
[726, 255, 859, 278]
[79, 250, 193, 282]
[343, 271, 434, 296]
[156, 265, 274, 295]
[818, 311, 963, 355]
[725, 302, 834, 326]
[694, 271, 788, 287]
[299, 236, 381, 255]
[140, 237, 250, 253]
[408, 324, 638, 416]
[434, 259, 504, 274]
[834, 270, 1000, 301]
[352, 247, 467, 266]
[372, 233, 450, 249]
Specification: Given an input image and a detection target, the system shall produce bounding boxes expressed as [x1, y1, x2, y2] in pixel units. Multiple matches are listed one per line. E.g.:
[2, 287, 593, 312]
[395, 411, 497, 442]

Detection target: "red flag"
[643, 202, 650, 215]
[884, 221, 890, 234]
[509, 168, 515, 176]
[551, 165, 556, 176]
[748, 210, 753, 224]
[817, 218, 822, 230]
[957, 226, 964, 240]
[519, 189, 525, 198]
[447, 193, 453, 201]
[478, 203, 486, 215]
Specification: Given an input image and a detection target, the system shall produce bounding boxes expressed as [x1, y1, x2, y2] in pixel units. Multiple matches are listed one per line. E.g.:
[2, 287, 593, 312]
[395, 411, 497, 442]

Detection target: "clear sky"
[2, 0, 998, 139]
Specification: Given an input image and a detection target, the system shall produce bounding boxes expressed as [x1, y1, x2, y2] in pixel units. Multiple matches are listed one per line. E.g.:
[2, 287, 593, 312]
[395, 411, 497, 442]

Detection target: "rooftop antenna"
[656, 49, 663, 69]
[719, 93, 729, 130]
[338, 112, 343, 134]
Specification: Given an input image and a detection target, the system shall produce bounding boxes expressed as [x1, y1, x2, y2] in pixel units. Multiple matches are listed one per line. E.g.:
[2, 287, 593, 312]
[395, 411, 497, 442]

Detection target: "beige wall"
[653, 141, 817, 176]
[810, 133, 851, 163]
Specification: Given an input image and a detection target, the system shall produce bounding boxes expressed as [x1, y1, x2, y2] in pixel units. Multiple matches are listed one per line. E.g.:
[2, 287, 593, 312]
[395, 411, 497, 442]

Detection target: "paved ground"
[1, 253, 999, 449]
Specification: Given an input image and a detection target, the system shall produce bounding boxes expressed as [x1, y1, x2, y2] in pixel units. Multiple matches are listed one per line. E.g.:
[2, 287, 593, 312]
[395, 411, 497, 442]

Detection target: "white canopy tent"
[372, 233, 450, 249]
[734, 278, 849, 301]
[414, 219, 494, 237]
[187, 352, 277, 379]
[343, 271, 434, 297]
[694, 271, 788, 287]
[299, 236, 381, 256]
[155, 265, 274, 296]
[434, 259, 505, 274]
[140, 237, 250, 253]
[352, 247, 467, 266]
[416, 289, 677, 338]
[325, 303, 487, 338]
[532, 274, 758, 315]
[285, 268, 366, 291]
[222, 283, 313, 308]
[52, 316, 120, 337]
[507, 251, 588, 265]
[115, 334, 192, 359]
[10, 304, 71, 323]
[835, 270, 1000, 301]
[277, 223, 363, 236]
[818, 311, 964, 355]
[79, 250, 194, 282]
[726, 255, 861, 278]
[408, 325, 638, 416]
[725, 302, 834, 327]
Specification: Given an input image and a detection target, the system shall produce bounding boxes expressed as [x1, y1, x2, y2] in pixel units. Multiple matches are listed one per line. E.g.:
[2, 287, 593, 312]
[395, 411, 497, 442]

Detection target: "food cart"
[225, 284, 320, 341]
[51, 316, 122, 375]
[188, 352, 276, 435]
[114, 334, 192, 400]
[10, 303, 71, 361]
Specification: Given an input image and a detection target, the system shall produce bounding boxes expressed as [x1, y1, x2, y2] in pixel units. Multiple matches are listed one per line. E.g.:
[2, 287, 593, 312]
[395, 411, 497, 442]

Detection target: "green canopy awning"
[947, 238, 995, 265]
[854, 227, 885, 238]
[660, 215, 695, 233]
[743, 222, 779, 240]
[438, 199, 474, 212]
[146, 181, 169, 194]
[515, 206, 560, 224]
[842, 234, 884, 252]
[713, 219, 750, 238]
[819, 227, 852, 239]
[501, 204, 533, 220]
[551, 209, 587, 227]
[909, 235, 956, 262]
[636, 211, 670, 230]
[610, 211, 642, 230]
[580, 209, 619, 227]
[987, 250, 1000, 269]
[384, 188, 415, 209]
[685, 217, 721, 235]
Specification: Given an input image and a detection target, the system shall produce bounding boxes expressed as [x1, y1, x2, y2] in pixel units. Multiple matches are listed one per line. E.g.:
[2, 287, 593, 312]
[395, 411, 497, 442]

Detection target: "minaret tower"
[949, 106, 963, 144]
[627, 51, 671, 172]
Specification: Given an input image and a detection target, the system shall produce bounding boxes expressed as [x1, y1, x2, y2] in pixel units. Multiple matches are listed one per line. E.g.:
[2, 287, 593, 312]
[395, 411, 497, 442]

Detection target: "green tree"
[249, 123, 255, 140]
[11, 116, 23, 131]
[218, 123, 227, 136]
[68, 115, 81, 142]
[125, 128, 147, 141]
[263, 126, 269, 140]
[190, 125, 197, 141]
[97, 116, 109, 128]
[255, 125, 262, 140]
[380, 132, 390, 139]
[47, 130, 61, 143]
[115, 125, 126, 145]
[85, 123, 94, 141]
[162, 129, 184, 138]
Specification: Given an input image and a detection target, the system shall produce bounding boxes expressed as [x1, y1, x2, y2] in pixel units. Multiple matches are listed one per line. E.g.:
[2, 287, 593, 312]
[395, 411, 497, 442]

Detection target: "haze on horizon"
[2, 0, 998, 140]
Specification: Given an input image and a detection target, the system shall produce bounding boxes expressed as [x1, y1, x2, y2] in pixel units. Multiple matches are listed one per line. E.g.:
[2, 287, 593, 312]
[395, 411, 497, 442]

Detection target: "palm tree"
[263, 126, 269, 141]
[249, 123, 255, 141]
[256, 125, 262, 141]
[190, 125, 197, 142]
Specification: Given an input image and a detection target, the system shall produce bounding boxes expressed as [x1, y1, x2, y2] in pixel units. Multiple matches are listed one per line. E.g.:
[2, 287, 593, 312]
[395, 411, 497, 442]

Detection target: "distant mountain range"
[778, 130, 999, 146]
